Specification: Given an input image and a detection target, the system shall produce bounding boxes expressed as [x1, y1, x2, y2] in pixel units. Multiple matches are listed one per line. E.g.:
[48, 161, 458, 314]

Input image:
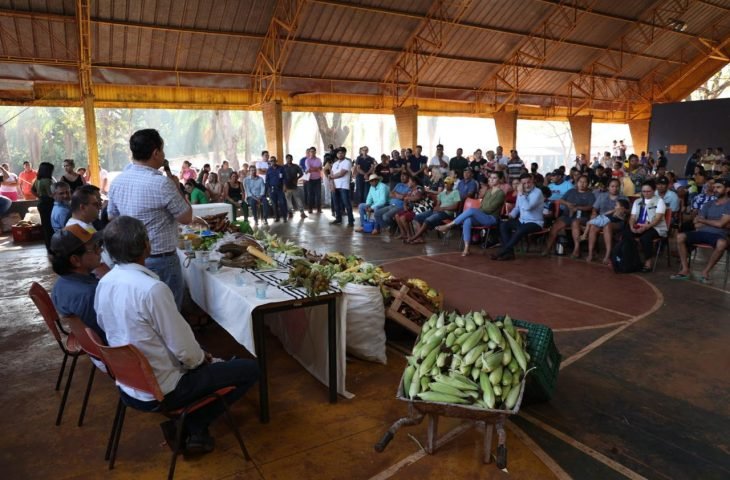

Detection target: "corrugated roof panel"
[284, 43, 393, 81]
[331, 0, 431, 16]
[419, 57, 495, 89]
[469, 0, 551, 34]
[439, 28, 524, 62]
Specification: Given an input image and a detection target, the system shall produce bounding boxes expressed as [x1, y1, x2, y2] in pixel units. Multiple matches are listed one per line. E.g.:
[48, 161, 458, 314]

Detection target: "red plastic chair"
[525, 201, 561, 252]
[64, 316, 108, 427]
[90, 333, 251, 479]
[29, 282, 85, 426]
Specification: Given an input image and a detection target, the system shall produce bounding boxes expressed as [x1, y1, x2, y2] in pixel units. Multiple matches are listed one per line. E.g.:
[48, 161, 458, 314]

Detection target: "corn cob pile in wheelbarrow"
[375, 310, 531, 469]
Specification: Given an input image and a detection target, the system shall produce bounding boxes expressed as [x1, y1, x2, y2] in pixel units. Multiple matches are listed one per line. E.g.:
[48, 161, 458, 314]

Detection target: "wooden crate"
[385, 284, 443, 334]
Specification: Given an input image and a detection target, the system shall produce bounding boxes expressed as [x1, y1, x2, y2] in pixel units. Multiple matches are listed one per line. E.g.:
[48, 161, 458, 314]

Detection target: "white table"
[192, 202, 233, 222]
[178, 251, 350, 423]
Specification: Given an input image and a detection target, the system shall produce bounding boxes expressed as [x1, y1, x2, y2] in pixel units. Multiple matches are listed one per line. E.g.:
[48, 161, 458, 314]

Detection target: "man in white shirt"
[329, 147, 355, 226]
[96, 216, 259, 454]
[495, 145, 509, 166]
[256, 150, 270, 181]
[428, 143, 449, 175]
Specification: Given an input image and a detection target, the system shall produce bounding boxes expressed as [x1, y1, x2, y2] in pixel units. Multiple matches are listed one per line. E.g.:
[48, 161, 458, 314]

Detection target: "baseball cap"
[656, 176, 669, 185]
[50, 224, 102, 257]
[444, 177, 455, 185]
[368, 174, 380, 181]
[551, 169, 564, 176]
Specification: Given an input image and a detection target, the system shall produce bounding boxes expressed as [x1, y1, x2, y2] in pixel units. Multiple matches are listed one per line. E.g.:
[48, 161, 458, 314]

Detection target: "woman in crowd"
[435, 172, 505, 256]
[542, 175, 595, 259]
[206, 172, 224, 202]
[61, 158, 85, 192]
[179, 160, 197, 183]
[32, 162, 55, 252]
[223, 171, 248, 220]
[394, 176, 427, 240]
[584, 178, 626, 264]
[184, 179, 209, 205]
[629, 180, 668, 272]
[406, 177, 461, 244]
[197, 163, 211, 186]
[504, 177, 520, 204]
[0, 163, 20, 201]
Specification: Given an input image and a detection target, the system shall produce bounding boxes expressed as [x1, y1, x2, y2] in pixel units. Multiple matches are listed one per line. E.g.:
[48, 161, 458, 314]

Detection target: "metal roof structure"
[1, 0, 729, 121]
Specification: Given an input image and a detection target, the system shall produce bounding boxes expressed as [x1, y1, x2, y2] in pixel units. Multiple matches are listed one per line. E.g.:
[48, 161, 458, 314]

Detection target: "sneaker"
[274, 218, 280, 223]
[185, 431, 215, 455]
[300, 212, 307, 219]
[330, 220, 342, 225]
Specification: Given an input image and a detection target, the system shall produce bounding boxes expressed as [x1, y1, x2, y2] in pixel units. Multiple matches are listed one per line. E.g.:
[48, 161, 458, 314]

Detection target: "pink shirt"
[305, 157, 322, 180]
[181, 168, 197, 182]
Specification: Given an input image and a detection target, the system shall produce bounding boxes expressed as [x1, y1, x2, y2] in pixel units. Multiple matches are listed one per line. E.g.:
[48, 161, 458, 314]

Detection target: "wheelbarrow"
[374, 373, 526, 469]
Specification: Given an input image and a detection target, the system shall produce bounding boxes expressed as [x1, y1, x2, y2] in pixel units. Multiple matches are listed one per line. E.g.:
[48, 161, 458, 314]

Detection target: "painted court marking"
[419, 256, 633, 319]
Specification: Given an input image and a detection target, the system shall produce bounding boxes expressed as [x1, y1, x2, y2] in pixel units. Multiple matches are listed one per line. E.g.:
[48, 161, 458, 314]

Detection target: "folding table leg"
[252, 311, 269, 423]
[328, 299, 338, 403]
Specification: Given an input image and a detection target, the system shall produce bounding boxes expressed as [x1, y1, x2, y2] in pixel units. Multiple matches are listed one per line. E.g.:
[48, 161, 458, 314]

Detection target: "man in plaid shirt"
[108, 129, 192, 309]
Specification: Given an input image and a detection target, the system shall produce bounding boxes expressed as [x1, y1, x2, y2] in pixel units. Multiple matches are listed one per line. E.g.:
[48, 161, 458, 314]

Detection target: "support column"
[82, 97, 100, 185]
[568, 115, 593, 159]
[393, 106, 418, 150]
[628, 118, 650, 155]
[262, 100, 284, 163]
[493, 110, 517, 152]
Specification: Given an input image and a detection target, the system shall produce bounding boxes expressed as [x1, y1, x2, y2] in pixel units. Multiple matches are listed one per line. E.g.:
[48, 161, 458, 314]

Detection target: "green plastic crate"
[499, 317, 562, 403]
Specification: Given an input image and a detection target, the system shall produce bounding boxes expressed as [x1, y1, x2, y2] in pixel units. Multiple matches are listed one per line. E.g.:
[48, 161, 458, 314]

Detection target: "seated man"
[67, 185, 111, 274]
[373, 172, 411, 234]
[50, 181, 72, 233]
[655, 176, 680, 213]
[95, 216, 259, 453]
[492, 174, 545, 261]
[50, 224, 107, 343]
[355, 174, 389, 233]
[406, 176, 461, 244]
[671, 179, 730, 284]
[457, 168, 479, 200]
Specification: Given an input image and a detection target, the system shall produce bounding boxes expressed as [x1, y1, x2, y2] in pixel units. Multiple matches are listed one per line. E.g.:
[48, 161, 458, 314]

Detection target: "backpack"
[610, 226, 642, 273]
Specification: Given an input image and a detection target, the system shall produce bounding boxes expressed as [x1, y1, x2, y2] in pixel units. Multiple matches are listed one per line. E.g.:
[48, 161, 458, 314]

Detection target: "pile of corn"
[402, 311, 529, 411]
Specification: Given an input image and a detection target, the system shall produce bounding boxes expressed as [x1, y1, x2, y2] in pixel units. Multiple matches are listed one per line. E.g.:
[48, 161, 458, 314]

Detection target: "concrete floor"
[1, 212, 728, 480]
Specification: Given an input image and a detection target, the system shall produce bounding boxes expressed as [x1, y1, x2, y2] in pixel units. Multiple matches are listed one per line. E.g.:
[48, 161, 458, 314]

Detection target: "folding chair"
[29, 282, 84, 426]
[524, 201, 560, 253]
[90, 333, 251, 479]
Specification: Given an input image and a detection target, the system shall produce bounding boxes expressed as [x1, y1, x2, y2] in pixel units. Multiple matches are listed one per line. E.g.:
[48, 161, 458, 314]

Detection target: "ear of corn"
[402, 311, 529, 411]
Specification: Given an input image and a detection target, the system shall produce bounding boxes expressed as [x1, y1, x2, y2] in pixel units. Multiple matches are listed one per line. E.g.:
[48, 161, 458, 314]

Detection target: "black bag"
[610, 226, 642, 273]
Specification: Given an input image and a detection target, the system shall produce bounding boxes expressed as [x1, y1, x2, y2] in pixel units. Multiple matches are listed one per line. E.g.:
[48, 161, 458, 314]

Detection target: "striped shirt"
[108, 164, 190, 255]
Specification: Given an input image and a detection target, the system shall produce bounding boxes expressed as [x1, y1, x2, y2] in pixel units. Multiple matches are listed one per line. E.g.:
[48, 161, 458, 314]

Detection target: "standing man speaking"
[108, 129, 192, 310]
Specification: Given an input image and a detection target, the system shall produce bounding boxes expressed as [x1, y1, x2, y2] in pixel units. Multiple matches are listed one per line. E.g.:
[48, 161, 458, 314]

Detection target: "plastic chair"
[29, 282, 84, 426]
[651, 209, 673, 272]
[64, 316, 108, 427]
[689, 242, 730, 289]
[90, 333, 251, 479]
[525, 201, 560, 253]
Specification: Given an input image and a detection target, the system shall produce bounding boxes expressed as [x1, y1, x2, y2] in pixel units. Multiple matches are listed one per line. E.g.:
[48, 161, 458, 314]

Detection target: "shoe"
[640, 266, 651, 273]
[185, 431, 215, 455]
[490, 253, 501, 260]
[347, 223, 354, 228]
[670, 273, 690, 281]
[308, 210, 313, 214]
[495, 253, 515, 261]
[274, 218, 280, 223]
[354, 226, 364, 232]
[698, 276, 713, 285]
[300, 212, 307, 219]
[317, 209, 323, 214]
[371, 229, 380, 235]
[283, 218, 288, 223]
[330, 220, 342, 225]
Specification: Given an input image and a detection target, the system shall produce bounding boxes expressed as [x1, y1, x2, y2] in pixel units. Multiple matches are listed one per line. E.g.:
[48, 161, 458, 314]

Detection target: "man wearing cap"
[108, 129, 192, 310]
[50, 224, 107, 342]
[671, 179, 730, 284]
[355, 174, 389, 233]
[655, 176, 680, 213]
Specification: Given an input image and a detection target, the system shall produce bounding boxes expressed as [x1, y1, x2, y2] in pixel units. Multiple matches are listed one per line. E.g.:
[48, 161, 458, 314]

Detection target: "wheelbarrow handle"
[374, 431, 394, 452]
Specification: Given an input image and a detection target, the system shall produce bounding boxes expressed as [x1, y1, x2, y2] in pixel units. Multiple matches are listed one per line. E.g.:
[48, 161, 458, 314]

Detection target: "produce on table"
[332, 262, 392, 286]
[195, 233, 224, 251]
[196, 213, 240, 233]
[407, 278, 440, 302]
[217, 236, 264, 268]
[402, 312, 529, 410]
[281, 259, 334, 296]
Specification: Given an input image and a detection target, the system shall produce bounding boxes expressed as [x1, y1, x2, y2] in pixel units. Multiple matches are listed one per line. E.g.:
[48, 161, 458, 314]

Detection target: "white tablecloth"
[178, 250, 351, 397]
[192, 203, 233, 222]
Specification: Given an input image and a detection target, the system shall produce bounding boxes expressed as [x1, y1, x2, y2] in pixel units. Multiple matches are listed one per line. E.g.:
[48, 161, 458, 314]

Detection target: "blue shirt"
[658, 190, 680, 212]
[52, 272, 106, 342]
[510, 186, 545, 226]
[51, 202, 71, 232]
[244, 176, 265, 198]
[457, 179, 478, 200]
[548, 181, 572, 201]
[265, 165, 285, 189]
[390, 183, 411, 208]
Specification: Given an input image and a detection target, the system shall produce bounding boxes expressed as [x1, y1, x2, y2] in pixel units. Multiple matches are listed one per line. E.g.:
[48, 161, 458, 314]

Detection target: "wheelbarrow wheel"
[496, 444, 507, 469]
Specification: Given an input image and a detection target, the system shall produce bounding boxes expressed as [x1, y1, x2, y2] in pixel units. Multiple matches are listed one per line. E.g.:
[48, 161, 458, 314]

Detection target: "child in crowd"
[611, 160, 625, 179]
[580, 198, 630, 240]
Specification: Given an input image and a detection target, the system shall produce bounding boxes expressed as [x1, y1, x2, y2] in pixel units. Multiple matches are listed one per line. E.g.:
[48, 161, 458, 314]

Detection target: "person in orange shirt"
[18, 161, 38, 200]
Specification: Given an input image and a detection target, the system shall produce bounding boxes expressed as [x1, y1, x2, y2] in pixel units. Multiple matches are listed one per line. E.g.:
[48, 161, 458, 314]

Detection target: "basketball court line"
[418, 256, 634, 319]
[552, 320, 628, 332]
[506, 421, 573, 480]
